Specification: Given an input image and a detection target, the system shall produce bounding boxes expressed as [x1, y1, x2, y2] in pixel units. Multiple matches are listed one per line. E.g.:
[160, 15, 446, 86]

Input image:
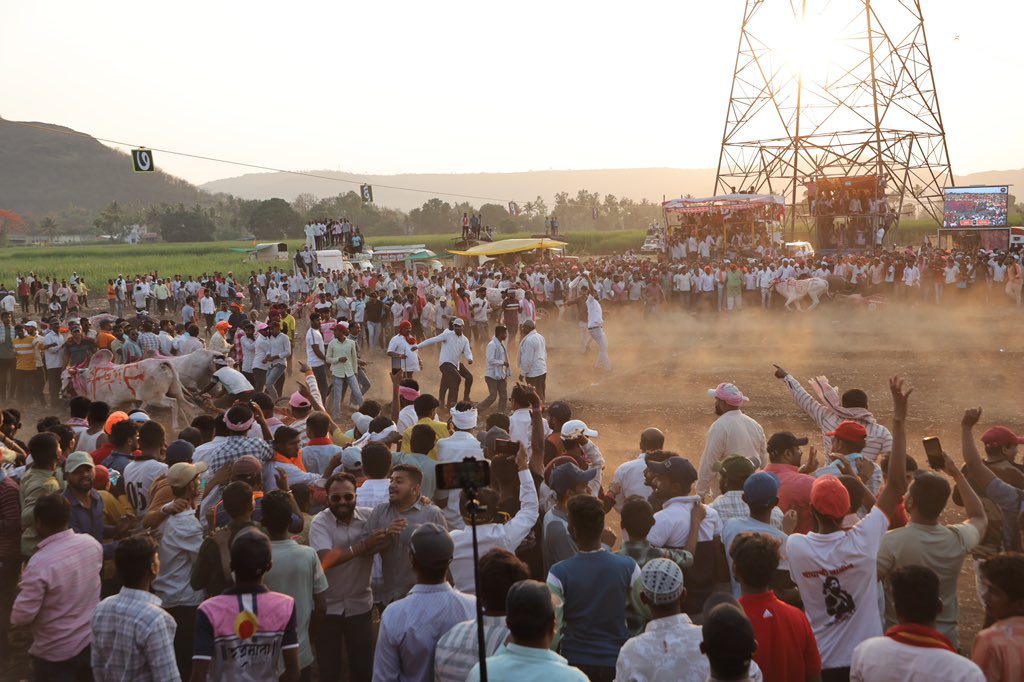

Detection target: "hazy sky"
[3, 0, 1021, 186]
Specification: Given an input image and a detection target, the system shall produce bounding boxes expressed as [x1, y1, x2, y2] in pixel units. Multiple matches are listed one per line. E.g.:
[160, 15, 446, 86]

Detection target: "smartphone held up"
[922, 436, 944, 470]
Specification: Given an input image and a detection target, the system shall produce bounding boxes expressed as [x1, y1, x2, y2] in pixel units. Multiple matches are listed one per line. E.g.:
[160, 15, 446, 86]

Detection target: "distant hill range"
[2, 117, 1022, 220]
[0, 117, 207, 219]
[202, 167, 1024, 212]
[201, 168, 721, 212]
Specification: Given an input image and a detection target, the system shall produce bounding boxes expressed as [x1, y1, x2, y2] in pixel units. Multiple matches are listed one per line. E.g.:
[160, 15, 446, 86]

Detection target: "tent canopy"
[662, 194, 785, 214]
[448, 237, 568, 257]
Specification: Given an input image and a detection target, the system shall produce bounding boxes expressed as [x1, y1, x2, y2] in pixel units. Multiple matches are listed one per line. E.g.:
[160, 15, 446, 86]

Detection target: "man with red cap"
[785, 376, 910, 681]
[812, 420, 883, 502]
[696, 383, 768, 498]
[386, 320, 421, 378]
[961, 409, 1024, 554]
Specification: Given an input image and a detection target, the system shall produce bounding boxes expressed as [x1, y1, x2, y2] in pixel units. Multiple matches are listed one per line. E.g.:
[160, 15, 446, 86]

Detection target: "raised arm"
[876, 376, 909, 517]
[774, 365, 829, 429]
[940, 451, 987, 538]
[961, 407, 995, 490]
[414, 332, 445, 350]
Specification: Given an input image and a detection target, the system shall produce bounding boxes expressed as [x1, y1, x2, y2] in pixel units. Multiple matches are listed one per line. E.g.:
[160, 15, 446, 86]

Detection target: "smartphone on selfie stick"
[436, 458, 491, 679]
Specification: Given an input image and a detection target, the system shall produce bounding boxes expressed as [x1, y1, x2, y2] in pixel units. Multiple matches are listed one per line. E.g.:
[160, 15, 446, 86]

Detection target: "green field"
[0, 221, 949, 285]
[0, 231, 653, 285]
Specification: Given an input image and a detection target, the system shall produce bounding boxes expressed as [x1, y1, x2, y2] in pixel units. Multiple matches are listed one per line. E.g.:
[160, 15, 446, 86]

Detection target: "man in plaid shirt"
[200, 404, 275, 481]
[137, 321, 161, 355]
[91, 537, 180, 682]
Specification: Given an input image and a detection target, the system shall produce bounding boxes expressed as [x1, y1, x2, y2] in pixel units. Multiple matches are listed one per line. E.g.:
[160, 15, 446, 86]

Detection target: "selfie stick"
[463, 477, 488, 681]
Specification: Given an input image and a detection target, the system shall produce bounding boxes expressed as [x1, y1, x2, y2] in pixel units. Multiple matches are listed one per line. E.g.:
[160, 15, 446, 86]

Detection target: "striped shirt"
[12, 335, 38, 371]
[91, 588, 181, 682]
[783, 374, 893, 461]
[434, 616, 509, 682]
[709, 490, 785, 529]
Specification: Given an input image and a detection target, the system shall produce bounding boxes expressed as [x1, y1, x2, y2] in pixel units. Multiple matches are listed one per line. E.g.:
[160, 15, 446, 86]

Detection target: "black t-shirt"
[365, 298, 384, 323]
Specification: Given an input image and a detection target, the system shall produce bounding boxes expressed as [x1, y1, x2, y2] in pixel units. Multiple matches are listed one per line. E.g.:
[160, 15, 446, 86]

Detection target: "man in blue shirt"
[467, 580, 587, 682]
[547, 495, 641, 681]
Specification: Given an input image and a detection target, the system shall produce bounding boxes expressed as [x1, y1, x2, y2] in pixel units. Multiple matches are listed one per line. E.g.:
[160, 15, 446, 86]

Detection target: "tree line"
[6, 189, 668, 243]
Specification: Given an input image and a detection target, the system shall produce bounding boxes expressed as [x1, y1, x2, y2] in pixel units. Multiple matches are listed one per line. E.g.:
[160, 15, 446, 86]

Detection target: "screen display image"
[943, 186, 1009, 228]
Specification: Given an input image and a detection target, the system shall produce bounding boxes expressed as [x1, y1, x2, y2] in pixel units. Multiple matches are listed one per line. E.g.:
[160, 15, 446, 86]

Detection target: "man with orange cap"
[785, 375, 910, 680]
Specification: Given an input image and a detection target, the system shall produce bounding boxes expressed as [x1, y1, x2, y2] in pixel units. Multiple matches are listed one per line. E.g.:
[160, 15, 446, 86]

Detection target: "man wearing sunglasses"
[309, 473, 389, 682]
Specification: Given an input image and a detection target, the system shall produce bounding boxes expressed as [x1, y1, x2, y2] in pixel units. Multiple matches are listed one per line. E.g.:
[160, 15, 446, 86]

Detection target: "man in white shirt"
[696, 383, 769, 498]
[152, 460, 207, 679]
[646, 456, 722, 617]
[758, 264, 776, 309]
[42, 319, 66, 406]
[849, 566, 984, 682]
[448, 444, 538, 593]
[413, 319, 473, 408]
[305, 314, 328, 398]
[469, 289, 491, 349]
[607, 428, 664, 512]
[477, 325, 511, 413]
[199, 294, 216, 334]
[787, 380, 908, 679]
[580, 282, 610, 371]
[517, 319, 547, 401]
[261, 320, 291, 401]
[615, 559, 717, 682]
[902, 259, 920, 290]
[123, 421, 170, 517]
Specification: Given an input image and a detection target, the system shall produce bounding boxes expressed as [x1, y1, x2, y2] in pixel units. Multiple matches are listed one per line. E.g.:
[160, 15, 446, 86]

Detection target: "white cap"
[560, 419, 598, 439]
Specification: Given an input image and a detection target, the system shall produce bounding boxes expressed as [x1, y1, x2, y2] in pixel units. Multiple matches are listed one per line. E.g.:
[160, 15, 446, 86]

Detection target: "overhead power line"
[6, 119, 523, 205]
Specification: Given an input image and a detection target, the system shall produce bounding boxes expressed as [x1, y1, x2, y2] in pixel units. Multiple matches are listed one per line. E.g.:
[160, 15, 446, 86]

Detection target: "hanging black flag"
[131, 149, 155, 173]
[360, 184, 374, 203]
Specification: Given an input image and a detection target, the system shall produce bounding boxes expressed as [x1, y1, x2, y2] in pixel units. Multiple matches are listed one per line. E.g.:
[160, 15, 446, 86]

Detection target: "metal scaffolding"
[714, 0, 953, 237]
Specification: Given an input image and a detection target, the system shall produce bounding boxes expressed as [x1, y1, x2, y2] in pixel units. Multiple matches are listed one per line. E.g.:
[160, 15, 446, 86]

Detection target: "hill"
[201, 166, 1024, 213]
[0, 117, 209, 221]
[201, 168, 720, 212]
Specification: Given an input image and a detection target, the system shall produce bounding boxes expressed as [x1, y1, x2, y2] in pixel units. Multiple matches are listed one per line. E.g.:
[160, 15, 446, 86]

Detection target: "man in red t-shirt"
[732, 532, 821, 682]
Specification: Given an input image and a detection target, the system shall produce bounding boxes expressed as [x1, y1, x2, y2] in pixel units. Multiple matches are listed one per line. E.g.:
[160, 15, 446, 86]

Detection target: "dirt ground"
[514, 294, 1023, 652]
[6, 291, 1022, 675]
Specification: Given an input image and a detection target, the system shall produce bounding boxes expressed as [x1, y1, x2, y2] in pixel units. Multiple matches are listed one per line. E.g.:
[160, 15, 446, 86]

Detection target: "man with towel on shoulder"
[774, 365, 893, 461]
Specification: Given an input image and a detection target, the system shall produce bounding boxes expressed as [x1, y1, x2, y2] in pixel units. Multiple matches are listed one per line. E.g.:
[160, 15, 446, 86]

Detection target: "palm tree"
[40, 217, 58, 242]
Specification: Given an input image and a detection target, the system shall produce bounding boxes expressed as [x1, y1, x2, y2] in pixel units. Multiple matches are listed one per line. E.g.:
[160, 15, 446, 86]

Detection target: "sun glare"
[768, 5, 847, 84]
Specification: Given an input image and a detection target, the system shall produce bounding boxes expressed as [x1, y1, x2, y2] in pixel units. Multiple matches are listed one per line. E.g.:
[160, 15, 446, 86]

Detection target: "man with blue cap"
[721, 471, 790, 596]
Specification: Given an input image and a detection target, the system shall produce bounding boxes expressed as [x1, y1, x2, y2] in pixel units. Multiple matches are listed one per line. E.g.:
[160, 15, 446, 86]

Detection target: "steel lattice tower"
[714, 0, 953, 235]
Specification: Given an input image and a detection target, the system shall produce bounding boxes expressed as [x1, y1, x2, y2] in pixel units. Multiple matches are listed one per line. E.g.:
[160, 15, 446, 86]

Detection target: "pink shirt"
[11, 529, 103, 660]
[764, 463, 816, 534]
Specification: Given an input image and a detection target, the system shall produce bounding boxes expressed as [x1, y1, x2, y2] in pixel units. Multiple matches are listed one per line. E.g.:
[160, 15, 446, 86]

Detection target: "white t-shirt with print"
[123, 458, 169, 517]
[785, 506, 889, 669]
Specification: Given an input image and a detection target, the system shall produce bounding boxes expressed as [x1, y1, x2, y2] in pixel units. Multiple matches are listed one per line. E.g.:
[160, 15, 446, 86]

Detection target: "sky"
[2, 0, 1022, 186]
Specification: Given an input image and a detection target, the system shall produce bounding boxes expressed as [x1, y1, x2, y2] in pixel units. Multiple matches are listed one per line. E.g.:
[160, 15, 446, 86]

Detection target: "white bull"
[774, 277, 830, 311]
[62, 351, 195, 429]
[162, 350, 229, 394]
[485, 287, 525, 308]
